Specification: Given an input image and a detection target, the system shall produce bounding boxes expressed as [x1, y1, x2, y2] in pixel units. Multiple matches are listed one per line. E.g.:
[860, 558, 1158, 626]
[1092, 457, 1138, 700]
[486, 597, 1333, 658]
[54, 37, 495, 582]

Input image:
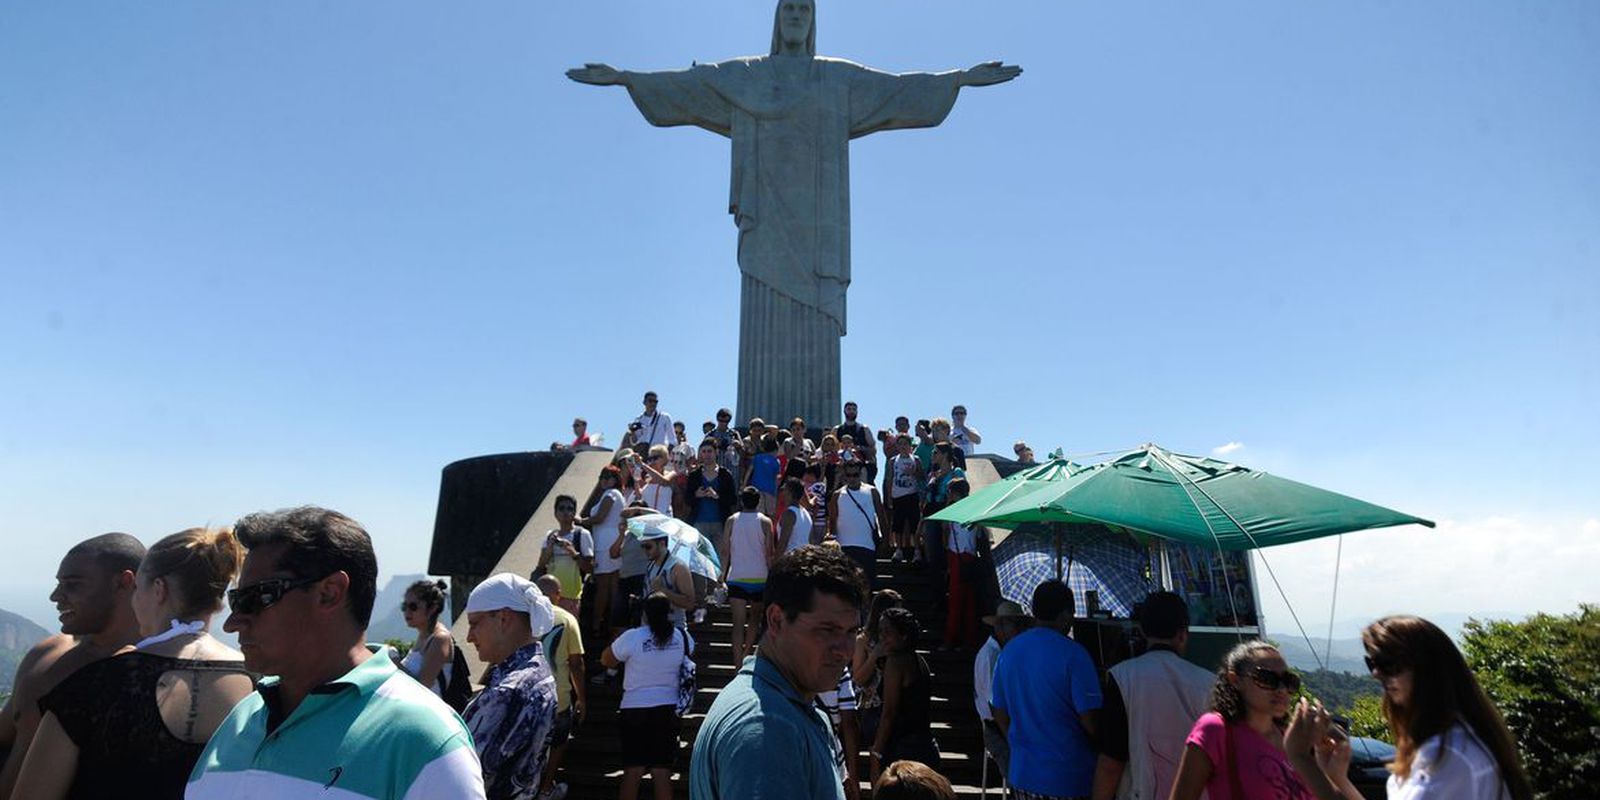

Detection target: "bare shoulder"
[5, 635, 92, 725]
[13, 634, 78, 693]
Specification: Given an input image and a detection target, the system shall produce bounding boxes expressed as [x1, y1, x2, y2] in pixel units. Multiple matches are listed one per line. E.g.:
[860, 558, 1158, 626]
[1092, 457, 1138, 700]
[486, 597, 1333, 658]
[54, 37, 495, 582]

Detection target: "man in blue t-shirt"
[991, 580, 1102, 800]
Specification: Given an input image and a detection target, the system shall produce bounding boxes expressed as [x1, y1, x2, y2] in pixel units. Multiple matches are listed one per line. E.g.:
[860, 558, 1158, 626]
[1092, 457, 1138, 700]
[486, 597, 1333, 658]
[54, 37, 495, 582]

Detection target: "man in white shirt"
[1091, 591, 1215, 800]
[630, 391, 675, 448]
[975, 601, 1032, 785]
[949, 405, 982, 457]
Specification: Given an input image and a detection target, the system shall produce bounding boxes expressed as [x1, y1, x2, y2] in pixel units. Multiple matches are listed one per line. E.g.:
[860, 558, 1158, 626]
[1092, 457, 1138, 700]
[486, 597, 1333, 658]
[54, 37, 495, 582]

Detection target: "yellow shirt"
[547, 605, 585, 712]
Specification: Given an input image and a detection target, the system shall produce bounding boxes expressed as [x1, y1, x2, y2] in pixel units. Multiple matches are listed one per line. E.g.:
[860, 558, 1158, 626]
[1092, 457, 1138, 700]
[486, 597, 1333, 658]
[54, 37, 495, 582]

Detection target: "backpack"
[675, 628, 697, 716]
[440, 643, 473, 713]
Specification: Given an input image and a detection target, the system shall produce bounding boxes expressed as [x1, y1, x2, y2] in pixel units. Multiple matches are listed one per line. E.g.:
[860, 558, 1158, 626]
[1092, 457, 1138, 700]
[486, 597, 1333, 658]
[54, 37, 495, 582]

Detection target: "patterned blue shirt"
[462, 641, 558, 800]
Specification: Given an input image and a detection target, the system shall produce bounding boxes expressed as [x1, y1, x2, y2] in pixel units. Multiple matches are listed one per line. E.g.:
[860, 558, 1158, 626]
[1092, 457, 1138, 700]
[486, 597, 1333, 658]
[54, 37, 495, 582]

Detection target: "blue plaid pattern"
[992, 524, 1154, 617]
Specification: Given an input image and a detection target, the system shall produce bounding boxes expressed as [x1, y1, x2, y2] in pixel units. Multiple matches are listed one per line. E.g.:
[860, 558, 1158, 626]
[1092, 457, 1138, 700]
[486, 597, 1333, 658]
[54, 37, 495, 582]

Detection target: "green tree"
[1299, 668, 1382, 715]
[1344, 692, 1388, 740]
[1462, 605, 1600, 800]
[385, 638, 413, 661]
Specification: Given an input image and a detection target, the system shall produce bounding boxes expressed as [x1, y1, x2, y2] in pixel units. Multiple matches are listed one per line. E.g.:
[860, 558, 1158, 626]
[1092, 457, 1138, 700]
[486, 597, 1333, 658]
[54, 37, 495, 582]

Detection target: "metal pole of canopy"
[1158, 540, 1173, 592]
[1146, 446, 1326, 670]
[1053, 522, 1063, 581]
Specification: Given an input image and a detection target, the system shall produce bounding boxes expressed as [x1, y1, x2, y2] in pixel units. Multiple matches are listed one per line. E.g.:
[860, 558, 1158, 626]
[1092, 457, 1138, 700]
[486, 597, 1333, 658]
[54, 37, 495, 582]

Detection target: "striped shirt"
[186, 649, 484, 799]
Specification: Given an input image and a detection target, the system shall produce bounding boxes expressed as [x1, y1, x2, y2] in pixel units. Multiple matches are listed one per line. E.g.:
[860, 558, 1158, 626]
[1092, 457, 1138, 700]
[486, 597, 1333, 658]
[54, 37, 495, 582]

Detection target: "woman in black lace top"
[15, 527, 255, 800]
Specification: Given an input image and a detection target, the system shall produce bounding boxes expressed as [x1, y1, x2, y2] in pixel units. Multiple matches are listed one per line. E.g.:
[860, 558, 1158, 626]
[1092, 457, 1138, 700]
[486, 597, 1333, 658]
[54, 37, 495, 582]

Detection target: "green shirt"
[187, 648, 485, 799]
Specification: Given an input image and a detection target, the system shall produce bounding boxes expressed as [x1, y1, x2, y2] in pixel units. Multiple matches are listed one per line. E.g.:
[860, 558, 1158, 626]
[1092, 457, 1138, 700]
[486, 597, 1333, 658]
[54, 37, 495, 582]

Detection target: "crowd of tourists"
[0, 391, 1533, 800]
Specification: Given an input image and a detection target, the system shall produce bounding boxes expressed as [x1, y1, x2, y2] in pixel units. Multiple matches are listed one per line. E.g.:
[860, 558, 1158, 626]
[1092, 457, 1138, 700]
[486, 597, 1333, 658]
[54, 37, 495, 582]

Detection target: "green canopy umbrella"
[930, 444, 1433, 550]
[932, 445, 1433, 664]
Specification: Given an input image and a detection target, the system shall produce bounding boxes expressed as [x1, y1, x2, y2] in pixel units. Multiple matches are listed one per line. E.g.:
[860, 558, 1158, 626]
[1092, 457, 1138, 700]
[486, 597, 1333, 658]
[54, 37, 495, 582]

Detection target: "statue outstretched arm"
[958, 61, 1023, 87]
[566, 63, 631, 87]
[569, 61, 736, 135]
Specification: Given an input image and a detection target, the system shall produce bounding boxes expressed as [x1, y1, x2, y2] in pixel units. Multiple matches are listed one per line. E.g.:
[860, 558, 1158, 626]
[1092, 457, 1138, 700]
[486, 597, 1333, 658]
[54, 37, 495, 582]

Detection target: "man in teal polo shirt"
[690, 545, 868, 800]
[187, 506, 485, 799]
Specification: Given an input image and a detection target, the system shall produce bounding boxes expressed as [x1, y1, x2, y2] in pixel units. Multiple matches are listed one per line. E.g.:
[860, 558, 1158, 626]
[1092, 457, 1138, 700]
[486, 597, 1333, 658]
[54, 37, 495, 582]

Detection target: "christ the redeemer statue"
[568, 1, 1020, 427]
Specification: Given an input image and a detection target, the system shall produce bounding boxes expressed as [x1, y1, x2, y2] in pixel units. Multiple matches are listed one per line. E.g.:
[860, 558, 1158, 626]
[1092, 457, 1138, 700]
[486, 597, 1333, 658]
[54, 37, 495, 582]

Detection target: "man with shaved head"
[0, 533, 144, 799]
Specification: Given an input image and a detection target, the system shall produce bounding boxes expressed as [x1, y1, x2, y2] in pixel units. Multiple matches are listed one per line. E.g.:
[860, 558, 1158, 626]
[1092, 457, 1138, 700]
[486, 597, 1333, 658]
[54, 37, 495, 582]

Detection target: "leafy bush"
[1299, 667, 1382, 715]
[1462, 605, 1600, 800]
[1343, 693, 1388, 740]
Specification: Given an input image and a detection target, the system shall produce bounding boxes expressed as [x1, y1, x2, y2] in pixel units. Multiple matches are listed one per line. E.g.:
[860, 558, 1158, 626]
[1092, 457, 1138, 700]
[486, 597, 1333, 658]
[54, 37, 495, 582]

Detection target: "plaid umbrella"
[625, 513, 722, 580]
[993, 523, 1155, 617]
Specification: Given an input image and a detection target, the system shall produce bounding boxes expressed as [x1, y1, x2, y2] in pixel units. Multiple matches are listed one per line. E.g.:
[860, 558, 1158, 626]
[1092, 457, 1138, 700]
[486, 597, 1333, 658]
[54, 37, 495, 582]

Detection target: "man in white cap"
[975, 600, 1033, 785]
[463, 573, 560, 800]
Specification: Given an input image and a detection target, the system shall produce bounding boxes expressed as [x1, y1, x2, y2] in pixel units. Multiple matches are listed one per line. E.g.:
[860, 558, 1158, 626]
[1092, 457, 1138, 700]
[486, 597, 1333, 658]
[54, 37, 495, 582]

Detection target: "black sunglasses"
[401, 600, 430, 612]
[227, 575, 326, 616]
[1247, 666, 1302, 693]
[1364, 654, 1405, 676]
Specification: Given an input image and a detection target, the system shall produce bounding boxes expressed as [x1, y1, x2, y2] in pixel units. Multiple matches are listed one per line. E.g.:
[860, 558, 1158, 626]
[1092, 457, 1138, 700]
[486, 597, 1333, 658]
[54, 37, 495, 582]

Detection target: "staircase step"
[557, 549, 995, 796]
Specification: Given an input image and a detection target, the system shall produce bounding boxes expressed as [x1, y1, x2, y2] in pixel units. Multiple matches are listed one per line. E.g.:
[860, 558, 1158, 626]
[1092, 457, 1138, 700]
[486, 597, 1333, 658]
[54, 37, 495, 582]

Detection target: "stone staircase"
[556, 555, 1001, 798]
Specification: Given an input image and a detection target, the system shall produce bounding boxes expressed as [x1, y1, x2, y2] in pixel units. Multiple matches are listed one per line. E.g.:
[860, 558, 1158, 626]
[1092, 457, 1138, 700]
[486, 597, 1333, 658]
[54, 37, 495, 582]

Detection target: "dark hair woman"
[17, 528, 254, 800]
[852, 588, 903, 763]
[1169, 640, 1316, 800]
[1284, 615, 1533, 800]
[602, 592, 694, 800]
[399, 578, 455, 698]
[868, 607, 940, 782]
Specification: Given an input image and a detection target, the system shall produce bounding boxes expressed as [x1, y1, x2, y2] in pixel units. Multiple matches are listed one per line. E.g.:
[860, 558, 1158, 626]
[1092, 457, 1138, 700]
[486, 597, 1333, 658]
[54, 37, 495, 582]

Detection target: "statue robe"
[625, 56, 962, 425]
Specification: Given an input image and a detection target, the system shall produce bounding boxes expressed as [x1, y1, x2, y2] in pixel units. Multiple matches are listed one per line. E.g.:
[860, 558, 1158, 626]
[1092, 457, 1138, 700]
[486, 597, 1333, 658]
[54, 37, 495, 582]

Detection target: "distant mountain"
[1272, 635, 1370, 675]
[1, 607, 53, 692]
[1270, 611, 1512, 675]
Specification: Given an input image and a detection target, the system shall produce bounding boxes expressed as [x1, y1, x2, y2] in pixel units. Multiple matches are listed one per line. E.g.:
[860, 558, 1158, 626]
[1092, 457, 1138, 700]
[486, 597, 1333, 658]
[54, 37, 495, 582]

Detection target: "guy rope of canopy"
[1143, 445, 1325, 670]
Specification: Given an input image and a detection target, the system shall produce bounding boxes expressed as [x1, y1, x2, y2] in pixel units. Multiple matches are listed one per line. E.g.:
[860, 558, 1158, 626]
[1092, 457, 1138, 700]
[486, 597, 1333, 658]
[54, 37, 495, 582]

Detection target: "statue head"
[770, 0, 816, 57]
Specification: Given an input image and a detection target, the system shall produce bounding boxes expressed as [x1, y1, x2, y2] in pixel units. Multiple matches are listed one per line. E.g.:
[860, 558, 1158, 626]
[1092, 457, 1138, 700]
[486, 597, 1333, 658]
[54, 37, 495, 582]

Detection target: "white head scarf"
[464, 573, 554, 636]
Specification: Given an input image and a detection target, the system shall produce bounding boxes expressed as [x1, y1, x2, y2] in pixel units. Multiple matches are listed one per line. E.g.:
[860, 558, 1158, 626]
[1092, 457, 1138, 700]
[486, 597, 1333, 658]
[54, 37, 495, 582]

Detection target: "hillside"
[0, 608, 52, 692]
[1271, 634, 1370, 674]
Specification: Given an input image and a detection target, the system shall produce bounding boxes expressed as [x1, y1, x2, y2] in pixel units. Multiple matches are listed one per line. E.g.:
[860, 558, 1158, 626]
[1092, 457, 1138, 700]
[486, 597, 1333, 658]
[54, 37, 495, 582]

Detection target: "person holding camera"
[949, 405, 981, 457]
[837, 401, 877, 482]
[630, 391, 675, 448]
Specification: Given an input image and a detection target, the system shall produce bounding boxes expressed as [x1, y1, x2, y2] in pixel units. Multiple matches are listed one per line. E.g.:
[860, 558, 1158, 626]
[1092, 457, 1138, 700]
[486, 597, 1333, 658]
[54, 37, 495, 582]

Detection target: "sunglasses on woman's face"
[1247, 666, 1302, 693]
[402, 601, 426, 612]
[227, 575, 325, 616]
[1364, 654, 1405, 676]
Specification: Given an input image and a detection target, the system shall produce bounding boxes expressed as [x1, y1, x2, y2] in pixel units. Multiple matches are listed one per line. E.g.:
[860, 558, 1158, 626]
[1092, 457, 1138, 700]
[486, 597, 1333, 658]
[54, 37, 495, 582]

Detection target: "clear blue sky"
[2, 1, 1596, 639]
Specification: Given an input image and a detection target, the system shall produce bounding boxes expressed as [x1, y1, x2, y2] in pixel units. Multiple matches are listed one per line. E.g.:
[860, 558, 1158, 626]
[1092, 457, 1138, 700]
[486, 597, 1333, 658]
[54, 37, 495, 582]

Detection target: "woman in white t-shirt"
[602, 592, 694, 800]
[1286, 615, 1532, 800]
[577, 465, 626, 643]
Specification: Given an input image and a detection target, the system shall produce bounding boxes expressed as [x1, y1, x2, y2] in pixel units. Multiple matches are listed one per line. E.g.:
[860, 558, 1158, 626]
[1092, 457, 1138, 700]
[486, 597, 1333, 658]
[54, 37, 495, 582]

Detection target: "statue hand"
[566, 63, 625, 86]
[961, 61, 1022, 87]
